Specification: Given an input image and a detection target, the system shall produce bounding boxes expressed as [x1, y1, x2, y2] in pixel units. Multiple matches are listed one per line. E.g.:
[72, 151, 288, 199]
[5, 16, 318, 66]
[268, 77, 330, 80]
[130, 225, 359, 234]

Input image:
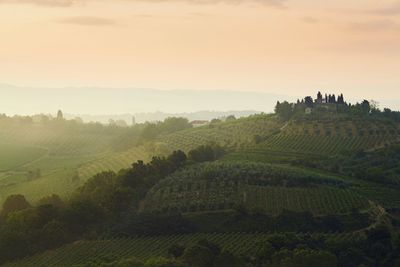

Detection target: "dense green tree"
[291, 248, 337, 267]
[182, 244, 214, 267]
[168, 244, 186, 259]
[159, 117, 192, 134]
[79, 171, 118, 210]
[38, 194, 65, 209]
[225, 115, 236, 121]
[188, 144, 225, 162]
[213, 251, 243, 267]
[144, 257, 185, 267]
[63, 200, 105, 234]
[1, 194, 31, 218]
[275, 101, 294, 121]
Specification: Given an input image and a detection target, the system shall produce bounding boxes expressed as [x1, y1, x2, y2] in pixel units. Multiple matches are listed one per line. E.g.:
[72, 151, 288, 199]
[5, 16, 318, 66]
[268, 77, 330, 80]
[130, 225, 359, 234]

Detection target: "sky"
[0, 0, 400, 113]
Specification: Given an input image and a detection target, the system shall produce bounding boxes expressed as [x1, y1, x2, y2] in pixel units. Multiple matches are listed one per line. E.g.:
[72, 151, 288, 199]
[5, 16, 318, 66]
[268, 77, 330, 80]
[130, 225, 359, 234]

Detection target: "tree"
[79, 171, 117, 210]
[213, 251, 243, 267]
[38, 194, 65, 209]
[1, 194, 31, 218]
[275, 101, 294, 120]
[160, 117, 192, 134]
[360, 100, 371, 114]
[144, 257, 185, 267]
[167, 150, 187, 169]
[188, 145, 224, 162]
[63, 199, 105, 234]
[56, 110, 63, 120]
[304, 97, 313, 107]
[168, 243, 186, 258]
[182, 244, 215, 267]
[292, 248, 337, 267]
[225, 115, 236, 121]
[370, 100, 379, 110]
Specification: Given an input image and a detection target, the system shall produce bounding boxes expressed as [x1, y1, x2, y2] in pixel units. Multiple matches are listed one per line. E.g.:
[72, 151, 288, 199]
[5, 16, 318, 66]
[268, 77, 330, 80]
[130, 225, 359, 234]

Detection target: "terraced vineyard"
[158, 114, 282, 153]
[78, 146, 150, 179]
[0, 168, 79, 205]
[262, 119, 400, 155]
[246, 186, 368, 215]
[143, 162, 369, 215]
[2, 232, 366, 267]
[76, 114, 282, 179]
[356, 185, 400, 209]
[0, 122, 139, 206]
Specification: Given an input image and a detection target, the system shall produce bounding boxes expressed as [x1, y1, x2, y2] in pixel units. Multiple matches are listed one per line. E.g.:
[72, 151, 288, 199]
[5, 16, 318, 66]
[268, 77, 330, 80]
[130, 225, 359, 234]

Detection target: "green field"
[0, 143, 47, 171]
[0, 122, 138, 206]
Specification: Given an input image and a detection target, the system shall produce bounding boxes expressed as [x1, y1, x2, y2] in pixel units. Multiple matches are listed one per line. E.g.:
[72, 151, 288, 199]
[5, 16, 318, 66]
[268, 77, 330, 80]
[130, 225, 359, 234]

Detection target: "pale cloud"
[0, 0, 287, 7]
[0, 0, 79, 7]
[300, 16, 318, 24]
[370, 1, 400, 16]
[57, 16, 116, 26]
[349, 19, 400, 32]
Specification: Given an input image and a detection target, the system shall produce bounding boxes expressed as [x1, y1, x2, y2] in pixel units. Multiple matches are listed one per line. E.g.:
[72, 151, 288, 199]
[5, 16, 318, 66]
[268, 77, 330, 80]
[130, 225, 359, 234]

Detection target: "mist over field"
[0, 84, 290, 117]
[2, 84, 400, 121]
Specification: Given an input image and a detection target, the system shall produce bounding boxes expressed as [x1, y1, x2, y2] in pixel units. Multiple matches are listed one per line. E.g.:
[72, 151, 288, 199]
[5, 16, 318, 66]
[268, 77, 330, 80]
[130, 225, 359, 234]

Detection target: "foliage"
[139, 118, 192, 143]
[1, 194, 31, 218]
[143, 161, 369, 216]
[188, 144, 225, 163]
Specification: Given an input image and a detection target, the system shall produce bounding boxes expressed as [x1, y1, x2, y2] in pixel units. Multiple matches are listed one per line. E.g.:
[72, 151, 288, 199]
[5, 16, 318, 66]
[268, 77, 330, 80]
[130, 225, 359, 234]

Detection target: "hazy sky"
[1, 0, 400, 101]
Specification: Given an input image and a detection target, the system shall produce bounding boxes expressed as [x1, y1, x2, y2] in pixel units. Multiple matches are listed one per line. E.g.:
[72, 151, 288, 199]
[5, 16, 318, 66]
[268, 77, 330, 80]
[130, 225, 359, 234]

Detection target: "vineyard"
[0, 168, 79, 205]
[2, 232, 366, 267]
[0, 143, 47, 171]
[158, 114, 282, 153]
[143, 162, 369, 215]
[77, 146, 150, 179]
[76, 114, 283, 179]
[262, 118, 400, 155]
[0, 123, 139, 206]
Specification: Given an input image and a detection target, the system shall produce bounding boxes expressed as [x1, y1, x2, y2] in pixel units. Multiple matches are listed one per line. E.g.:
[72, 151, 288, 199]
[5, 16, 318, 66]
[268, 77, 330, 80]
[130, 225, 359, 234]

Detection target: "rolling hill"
[1, 109, 400, 267]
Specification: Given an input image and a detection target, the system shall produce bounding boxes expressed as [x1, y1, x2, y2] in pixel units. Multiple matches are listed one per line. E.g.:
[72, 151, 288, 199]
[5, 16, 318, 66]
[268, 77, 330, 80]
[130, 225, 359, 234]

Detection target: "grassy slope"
[0, 143, 47, 171]
[0, 124, 127, 206]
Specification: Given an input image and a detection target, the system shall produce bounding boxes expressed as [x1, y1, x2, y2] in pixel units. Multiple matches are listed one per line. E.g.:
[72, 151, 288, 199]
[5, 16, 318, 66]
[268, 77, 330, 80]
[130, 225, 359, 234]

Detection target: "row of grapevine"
[263, 134, 395, 155]
[145, 182, 368, 216]
[283, 119, 400, 137]
[143, 162, 367, 215]
[3, 232, 366, 267]
[159, 115, 283, 152]
[246, 186, 368, 215]
[78, 146, 150, 179]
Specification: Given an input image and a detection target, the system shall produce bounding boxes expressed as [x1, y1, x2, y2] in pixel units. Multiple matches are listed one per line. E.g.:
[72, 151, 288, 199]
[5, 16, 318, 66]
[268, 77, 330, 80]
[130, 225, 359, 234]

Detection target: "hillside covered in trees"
[0, 95, 400, 267]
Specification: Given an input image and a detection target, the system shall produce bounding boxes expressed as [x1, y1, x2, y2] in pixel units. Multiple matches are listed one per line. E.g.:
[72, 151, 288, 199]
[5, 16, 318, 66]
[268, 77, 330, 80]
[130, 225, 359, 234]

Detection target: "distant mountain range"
[64, 110, 261, 124]
[0, 84, 293, 117]
[1, 84, 399, 120]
